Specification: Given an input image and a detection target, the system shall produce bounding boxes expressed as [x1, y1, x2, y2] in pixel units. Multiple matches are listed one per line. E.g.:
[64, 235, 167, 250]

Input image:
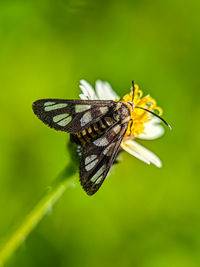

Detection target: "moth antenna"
[131, 80, 135, 103]
[135, 106, 172, 130]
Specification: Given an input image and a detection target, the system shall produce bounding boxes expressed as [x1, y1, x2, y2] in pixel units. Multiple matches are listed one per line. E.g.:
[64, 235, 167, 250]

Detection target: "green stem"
[0, 162, 77, 266]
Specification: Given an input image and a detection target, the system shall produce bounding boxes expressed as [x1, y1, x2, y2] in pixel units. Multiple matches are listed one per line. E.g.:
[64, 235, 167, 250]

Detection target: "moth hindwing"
[32, 98, 131, 195]
[79, 122, 129, 195]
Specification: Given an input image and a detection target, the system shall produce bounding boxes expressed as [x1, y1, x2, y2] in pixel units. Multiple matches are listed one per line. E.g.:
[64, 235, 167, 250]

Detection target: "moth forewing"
[32, 99, 115, 134]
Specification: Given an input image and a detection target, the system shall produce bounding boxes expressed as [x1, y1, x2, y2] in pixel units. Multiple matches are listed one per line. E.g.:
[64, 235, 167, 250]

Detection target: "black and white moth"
[32, 82, 170, 195]
[32, 97, 132, 195]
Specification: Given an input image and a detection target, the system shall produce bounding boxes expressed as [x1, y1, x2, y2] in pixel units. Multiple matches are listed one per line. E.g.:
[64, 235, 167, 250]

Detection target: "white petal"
[95, 80, 119, 100]
[121, 141, 150, 165]
[137, 117, 164, 140]
[79, 80, 97, 100]
[79, 93, 88, 100]
[121, 139, 162, 168]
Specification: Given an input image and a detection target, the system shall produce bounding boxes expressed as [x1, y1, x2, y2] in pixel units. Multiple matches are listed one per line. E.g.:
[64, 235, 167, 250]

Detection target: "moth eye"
[90, 165, 106, 183]
[75, 105, 91, 113]
[44, 103, 68, 112]
[80, 111, 92, 126]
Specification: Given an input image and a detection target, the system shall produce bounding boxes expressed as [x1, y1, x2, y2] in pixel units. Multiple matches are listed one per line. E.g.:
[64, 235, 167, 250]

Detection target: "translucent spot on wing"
[57, 116, 72, 126]
[93, 137, 109, 147]
[90, 165, 106, 183]
[113, 125, 121, 134]
[80, 111, 92, 126]
[53, 114, 69, 122]
[95, 175, 103, 184]
[85, 155, 97, 165]
[44, 103, 68, 111]
[103, 143, 115, 156]
[44, 102, 56, 106]
[85, 159, 98, 171]
[75, 105, 91, 113]
[99, 106, 109, 114]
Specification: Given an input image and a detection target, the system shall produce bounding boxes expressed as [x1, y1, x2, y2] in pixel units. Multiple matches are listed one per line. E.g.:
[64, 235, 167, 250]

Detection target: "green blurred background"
[0, 0, 199, 266]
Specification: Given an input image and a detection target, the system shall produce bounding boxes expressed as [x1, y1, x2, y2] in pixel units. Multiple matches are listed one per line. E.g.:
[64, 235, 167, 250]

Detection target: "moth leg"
[129, 119, 133, 136]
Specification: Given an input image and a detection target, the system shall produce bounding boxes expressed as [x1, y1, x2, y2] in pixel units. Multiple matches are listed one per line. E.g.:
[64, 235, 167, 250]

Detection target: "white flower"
[79, 80, 118, 100]
[79, 79, 164, 168]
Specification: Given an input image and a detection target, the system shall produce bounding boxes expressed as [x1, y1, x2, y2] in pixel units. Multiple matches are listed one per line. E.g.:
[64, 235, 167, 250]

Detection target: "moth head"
[123, 81, 171, 138]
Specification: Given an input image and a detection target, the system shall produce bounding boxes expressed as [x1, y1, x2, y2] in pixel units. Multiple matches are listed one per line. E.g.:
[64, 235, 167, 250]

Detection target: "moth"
[32, 81, 170, 195]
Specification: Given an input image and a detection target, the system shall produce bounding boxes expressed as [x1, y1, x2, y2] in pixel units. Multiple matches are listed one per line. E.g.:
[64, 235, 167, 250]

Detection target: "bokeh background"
[0, 0, 200, 266]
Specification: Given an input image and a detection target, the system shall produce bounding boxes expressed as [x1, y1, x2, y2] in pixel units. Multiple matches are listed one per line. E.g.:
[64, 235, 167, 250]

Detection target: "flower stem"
[0, 161, 77, 266]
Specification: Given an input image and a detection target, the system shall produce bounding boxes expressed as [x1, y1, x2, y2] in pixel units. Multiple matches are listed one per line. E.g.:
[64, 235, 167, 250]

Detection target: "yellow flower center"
[122, 84, 163, 138]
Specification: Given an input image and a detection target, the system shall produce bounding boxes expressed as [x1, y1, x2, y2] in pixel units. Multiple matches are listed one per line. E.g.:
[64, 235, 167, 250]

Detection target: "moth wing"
[79, 122, 128, 195]
[32, 99, 115, 134]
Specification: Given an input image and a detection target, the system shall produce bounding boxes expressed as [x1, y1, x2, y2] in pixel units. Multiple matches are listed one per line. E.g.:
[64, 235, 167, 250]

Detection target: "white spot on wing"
[53, 114, 69, 122]
[80, 111, 92, 126]
[113, 125, 121, 134]
[90, 165, 106, 183]
[93, 137, 109, 147]
[44, 101, 56, 106]
[57, 116, 72, 126]
[85, 155, 97, 165]
[85, 159, 98, 171]
[44, 103, 68, 111]
[95, 176, 103, 184]
[103, 143, 115, 156]
[75, 105, 91, 113]
[99, 106, 109, 114]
